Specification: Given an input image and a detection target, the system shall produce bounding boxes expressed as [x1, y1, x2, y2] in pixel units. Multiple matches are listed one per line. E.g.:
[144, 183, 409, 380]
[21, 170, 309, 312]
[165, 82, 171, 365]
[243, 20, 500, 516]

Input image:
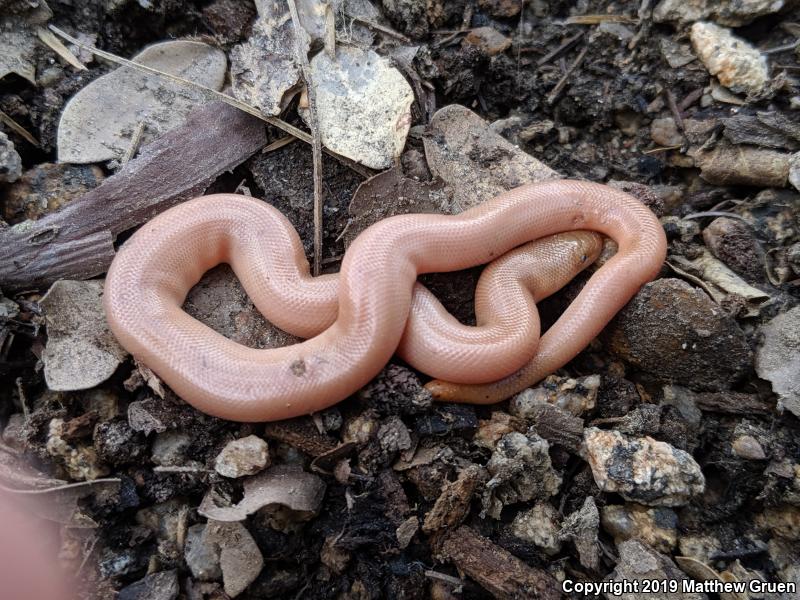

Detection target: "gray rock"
[58, 41, 227, 163]
[559, 496, 600, 570]
[756, 306, 800, 418]
[482, 430, 561, 519]
[584, 428, 705, 506]
[152, 431, 192, 466]
[214, 435, 270, 478]
[702, 216, 766, 282]
[40, 280, 128, 391]
[605, 279, 752, 391]
[300, 45, 414, 170]
[606, 539, 708, 599]
[510, 374, 600, 417]
[510, 502, 562, 555]
[601, 504, 678, 552]
[118, 570, 179, 600]
[690, 22, 769, 97]
[650, 117, 684, 148]
[654, 0, 790, 26]
[0, 132, 22, 183]
[185, 524, 223, 581]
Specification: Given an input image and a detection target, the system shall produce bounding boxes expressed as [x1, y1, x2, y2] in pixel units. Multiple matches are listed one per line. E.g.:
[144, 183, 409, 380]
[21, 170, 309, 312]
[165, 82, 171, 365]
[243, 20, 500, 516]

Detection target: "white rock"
[57, 40, 226, 163]
[755, 306, 800, 418]
[654, 0, 789, 26]
[0, 132, 22, 183]
[301, 45, 414, 170]
[41, 280, 128, 391]
[510, 502, 562, 555]
[214, 435, 270, 478]
[789, 152, 800, 192]
[690, 22, 769, 97]
[584, 428, 705, 506]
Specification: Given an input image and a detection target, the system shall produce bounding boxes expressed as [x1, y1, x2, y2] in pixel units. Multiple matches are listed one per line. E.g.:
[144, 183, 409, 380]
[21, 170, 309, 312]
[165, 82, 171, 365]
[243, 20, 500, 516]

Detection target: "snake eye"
[580, 254, 587, 262]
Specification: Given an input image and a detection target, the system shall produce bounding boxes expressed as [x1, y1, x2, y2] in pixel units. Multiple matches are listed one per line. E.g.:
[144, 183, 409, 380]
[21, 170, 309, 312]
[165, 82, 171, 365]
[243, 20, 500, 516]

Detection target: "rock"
[380, 0, 429, 37]
[463, 27, 512, 56]
[40, 280, 128, 392]
[510, 502, 562, 555]
[423, 464, 485, 533]
[185, 521, 263, 597]
[650, 117, 684, 147]
[230, 1, 303, 115]
[732, 434, 767, 460]
[482, 430, 562, 519]
[300, 45, 413, 170]
[46, 418, 109, 481]
[601, 504, 678, 552]
[94, 418, 147, 467]
[653, 0, 789, 26]
[118, 570, 179, 600]
[790, 152, 800, 192]
[584, 428, 705, 506]
[214, 435, 270, 478]
[694, 142, 790, 187]
[605, 279, 752, 391]
[423, 105, 559, 211]
[702, 217, 766, 282]
[559, 496, 600, 570]
[690, 22, 768, 97]
[2, 163, 104, 223]
[152, 431, 192, 466]
[756, 306, 800, 418]
[606, 539, 708, 600]
[510, 374, 600, 417]
[757, 505, 800, 541]
[58, 41, 227, 163]
[474, 411, 525, 450]
[0, 132, 22, 183]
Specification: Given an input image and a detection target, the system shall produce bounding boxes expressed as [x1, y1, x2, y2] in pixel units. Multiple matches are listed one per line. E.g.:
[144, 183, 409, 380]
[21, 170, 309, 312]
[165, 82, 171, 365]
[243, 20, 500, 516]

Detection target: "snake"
[104, 180, 666, 422]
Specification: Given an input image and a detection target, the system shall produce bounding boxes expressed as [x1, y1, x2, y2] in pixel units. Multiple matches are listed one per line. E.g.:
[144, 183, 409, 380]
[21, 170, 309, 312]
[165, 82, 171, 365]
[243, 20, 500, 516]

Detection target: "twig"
[121, 121, 146, 164]
[0, 109, 40, 146]
[343, 12, 411, 44]
[433, 4, 473, 48]
[546, 45, 588, 104]
[564, 14, 638, 24]
[762, 39, 800, 54]
[679, 87, 704, 112]
[664, 88, 685, 131]
[642, 144, 682, 154]
[286, 0, 325, 276]
[36, 27, 87, 71]
[537, 31, 584, 67]
[262, 135, 296, 153]
[47, 25, 372, 179]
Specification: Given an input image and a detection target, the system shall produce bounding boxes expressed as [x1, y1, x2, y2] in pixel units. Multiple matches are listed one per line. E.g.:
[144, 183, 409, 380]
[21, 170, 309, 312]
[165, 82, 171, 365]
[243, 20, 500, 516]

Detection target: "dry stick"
[545, 45, 588, 105]
[343, 12, 411, 44]
[47, 25, 372, 179]
[0, 109, 40, 146]
[536, 31, 584, 67]
[286, 0, 325, 276]
[665, 88, 685, 132]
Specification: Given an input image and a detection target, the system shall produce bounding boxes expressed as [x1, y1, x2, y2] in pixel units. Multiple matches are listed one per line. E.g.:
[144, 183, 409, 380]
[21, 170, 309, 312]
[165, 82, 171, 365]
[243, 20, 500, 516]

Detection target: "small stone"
[756, 307, 800, 418]
[653, 0, 789, 26]
[510, 502, 562, 555]
[380, 0, 429, 38]
[94, 418, 148, 467]
[510, 374, 600, 417]
[650, 117, 684, 147]
[605, 279, 752, 391]
[463, 27, 512, 56]
[601, 504, 678, 552]
[214, 435, 270, 478]
[482, 430, 562, 519]
[694, 142, 790, 187]
[301, 46, 414, 170]
[731, 435, 767, 460]
[690, 22, 769, 97]
[3, 163, 104, 223]
[46, 418, 109, 481]
[118, 570, 179, 600]
[0, 132, 22, 183]
[607, 539, 707, 600]
[478, 0, 521, 17]
[584, 428, 705, 506]
[702, 217, 766, 282]
[152, 431, 192, 466]
[789, 151, 800, 192]
[185, 524, 222, 581]
[474, 411, 525, 450]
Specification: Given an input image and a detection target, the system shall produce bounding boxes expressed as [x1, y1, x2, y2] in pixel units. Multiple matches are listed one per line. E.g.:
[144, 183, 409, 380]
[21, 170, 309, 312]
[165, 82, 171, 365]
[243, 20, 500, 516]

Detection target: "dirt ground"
[1, 0, 800, 599]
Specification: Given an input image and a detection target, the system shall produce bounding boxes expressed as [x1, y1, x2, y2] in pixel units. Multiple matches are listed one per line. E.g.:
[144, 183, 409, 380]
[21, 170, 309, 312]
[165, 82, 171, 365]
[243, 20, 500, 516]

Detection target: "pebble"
[584, 428, 705, 506]
[94, 419, 147, 467]
[482, 430, 562, 519]
[702, 216, 766, 282]
[478, 0, 521, 17]
[690, 22, 769, 97]
[0, 132, 22, 183]
[463, 27, 512, 56]
[118, 570, 179, 600]
[601, 504, 678, 552]
[510, 502, 562, 555]
[653, 0, 790, 26]
[607, 539, 707, 600]
[790, 151, 800, 192]
[2, 163, 104, 223]
[301, 46, 414, 170]
[510, 374, 600, 417]
[46, 418, 109, 481]
[755, 306, 800, 418]
[214, 435, 270, 478]
[605, 278, 752, 391]
[152, 431, 193, 466]
[731, 434, 767, 460]
[650, 117, 684, 147]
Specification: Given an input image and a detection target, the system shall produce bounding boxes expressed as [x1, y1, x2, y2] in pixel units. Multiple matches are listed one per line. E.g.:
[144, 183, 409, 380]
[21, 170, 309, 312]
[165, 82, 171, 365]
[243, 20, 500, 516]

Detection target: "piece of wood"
[0, 101, 267, 291]
[434, 525, 561, 600]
